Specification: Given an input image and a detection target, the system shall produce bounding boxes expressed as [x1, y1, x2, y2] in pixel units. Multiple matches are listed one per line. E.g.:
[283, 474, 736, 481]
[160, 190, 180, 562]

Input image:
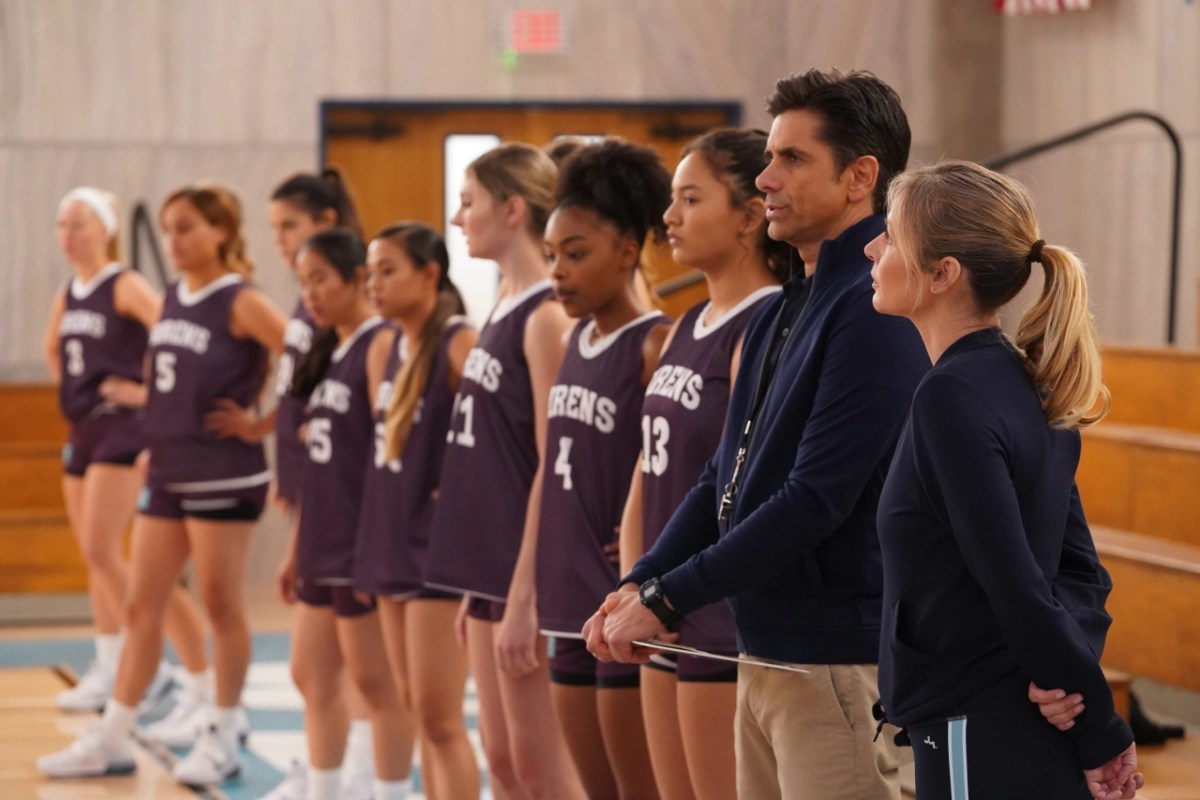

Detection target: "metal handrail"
[129, 201, 169, 288]
[982, 111, 1184, 344]
[654, 268, 705, 298]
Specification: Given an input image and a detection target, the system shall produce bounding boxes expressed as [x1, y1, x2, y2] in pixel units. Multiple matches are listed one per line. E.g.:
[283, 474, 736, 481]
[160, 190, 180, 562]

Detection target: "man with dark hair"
[585, 68, 928, 799]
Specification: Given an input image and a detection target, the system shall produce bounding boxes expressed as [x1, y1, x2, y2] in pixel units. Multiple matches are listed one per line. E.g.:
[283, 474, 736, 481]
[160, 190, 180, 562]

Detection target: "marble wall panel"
[0, 0, 173, 142]
[161, 0, 391, 143]
[1157, 0, 1200, 136]
[780, 0, 937, 141]
[380, 0, 945, 145]
[1000, 134, 1183, 346]
[1000, 0, 1158, 146]
[1, 0, 392, 144]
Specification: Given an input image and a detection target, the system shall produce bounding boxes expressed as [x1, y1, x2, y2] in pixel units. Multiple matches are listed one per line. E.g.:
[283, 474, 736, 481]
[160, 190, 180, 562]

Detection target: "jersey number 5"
[308, 418, 333, 464]
[154, 352, 177, 393]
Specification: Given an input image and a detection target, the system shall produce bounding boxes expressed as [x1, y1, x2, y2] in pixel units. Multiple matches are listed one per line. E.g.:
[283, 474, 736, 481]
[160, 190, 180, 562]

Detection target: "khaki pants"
[735, 663, 906, 800]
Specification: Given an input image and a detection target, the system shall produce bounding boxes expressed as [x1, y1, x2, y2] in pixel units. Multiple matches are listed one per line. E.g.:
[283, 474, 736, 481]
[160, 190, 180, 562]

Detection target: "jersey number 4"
[554, 436, 574, 490]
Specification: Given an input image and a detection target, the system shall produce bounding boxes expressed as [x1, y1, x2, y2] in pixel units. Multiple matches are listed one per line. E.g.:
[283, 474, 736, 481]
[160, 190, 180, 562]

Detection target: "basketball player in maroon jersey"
[530, 139, 673, 799]
[275, 229, 411, 800]
[257, 170, 378, 800]
[424, 144, 586, 800]
[616, 129, 786, 800]
[353, 222, 480, 799]
[40, 183, 286, 786]
[42, 187, 208, 716]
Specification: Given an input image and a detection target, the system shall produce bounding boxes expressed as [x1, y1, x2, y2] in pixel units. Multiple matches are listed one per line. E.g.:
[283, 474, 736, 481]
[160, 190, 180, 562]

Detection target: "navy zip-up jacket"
[625, 215, 929, 663]
[877, 328, 1132, 770]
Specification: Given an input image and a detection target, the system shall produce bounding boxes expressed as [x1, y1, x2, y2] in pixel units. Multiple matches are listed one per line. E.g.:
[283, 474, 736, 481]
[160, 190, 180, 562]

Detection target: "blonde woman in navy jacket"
[866, 161, 1142, 800]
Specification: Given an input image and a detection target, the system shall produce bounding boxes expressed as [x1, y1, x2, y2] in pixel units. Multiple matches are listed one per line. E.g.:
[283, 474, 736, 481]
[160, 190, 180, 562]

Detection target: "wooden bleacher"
[1070, 344, 1200, 800]
[0, 384, 86, 595]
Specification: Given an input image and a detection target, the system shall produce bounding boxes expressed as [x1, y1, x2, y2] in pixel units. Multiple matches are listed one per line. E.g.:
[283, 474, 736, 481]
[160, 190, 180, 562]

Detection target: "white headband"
[60, 187, 118, 237]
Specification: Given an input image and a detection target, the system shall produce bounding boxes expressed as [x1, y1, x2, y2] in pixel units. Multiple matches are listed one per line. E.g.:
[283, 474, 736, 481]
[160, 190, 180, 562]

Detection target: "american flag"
[994, 0, 1091, 12]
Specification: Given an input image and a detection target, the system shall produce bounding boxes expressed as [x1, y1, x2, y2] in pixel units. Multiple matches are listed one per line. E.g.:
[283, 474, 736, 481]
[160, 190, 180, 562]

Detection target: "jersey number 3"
[65, 339, 85, 377]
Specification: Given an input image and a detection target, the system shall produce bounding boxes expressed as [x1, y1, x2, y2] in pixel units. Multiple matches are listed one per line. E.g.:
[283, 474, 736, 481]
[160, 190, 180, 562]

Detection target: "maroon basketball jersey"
[57, 263, 148, 422]
[295, 317, 388, 583]
[274, 299, 314, 504]
[424, 281, 554, 601]
[144, 275, 269, 485]
[355, 318, 471, 596]
[536, 311, 669, 636]
[640, 289, 777, 648]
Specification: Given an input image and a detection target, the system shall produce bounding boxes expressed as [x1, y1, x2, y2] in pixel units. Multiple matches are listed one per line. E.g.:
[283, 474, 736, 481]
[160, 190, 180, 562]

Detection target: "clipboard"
[633, 639, 810, 674]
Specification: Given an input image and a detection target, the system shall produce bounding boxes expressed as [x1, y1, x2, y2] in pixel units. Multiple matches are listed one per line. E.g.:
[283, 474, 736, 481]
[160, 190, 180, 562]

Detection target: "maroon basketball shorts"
[296, 580, 376, 618]
[138, 472, 269, 521]
[548, 635, 640, 689]
[465, 595, 507, 623]
[644, 649, 739, 683]
[63, 412, 144, 477]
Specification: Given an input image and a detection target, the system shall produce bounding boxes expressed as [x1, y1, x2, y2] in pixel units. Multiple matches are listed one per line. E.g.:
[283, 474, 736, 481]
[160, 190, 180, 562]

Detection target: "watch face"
[641, 580, 660, 603]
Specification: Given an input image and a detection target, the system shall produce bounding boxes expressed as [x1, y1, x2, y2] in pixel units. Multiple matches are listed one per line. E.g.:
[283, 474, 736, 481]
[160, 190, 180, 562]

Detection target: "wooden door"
[320, 102, 740, 319]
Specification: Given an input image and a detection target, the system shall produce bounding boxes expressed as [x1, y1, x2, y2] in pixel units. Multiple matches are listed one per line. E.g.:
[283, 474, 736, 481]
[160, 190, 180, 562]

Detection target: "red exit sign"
[509, 9, 565, 54]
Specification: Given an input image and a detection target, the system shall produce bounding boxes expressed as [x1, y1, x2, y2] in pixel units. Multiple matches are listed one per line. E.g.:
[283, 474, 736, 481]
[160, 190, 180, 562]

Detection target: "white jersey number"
[154, 352, 177, 393]
[373, 421, 402, 472]
[554, 436, 574, 490]
[65, 339, 85, 377]
[275, 353, 295, 397]
[446, 394, 477, 448]
[307, 417, 333, 464]
[641, 415, 670, 476]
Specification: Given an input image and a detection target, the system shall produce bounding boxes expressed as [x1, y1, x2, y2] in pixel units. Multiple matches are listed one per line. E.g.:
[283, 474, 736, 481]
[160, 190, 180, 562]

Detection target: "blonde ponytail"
[1015, 245, 1109, 429]
[887, 160, 1110, 431]
[383, 292, 462, 459]
[374, 221, 467, 460]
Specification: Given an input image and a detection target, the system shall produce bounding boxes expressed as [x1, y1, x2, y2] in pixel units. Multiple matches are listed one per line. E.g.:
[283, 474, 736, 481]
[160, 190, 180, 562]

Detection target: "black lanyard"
[717, 271, 812, 529]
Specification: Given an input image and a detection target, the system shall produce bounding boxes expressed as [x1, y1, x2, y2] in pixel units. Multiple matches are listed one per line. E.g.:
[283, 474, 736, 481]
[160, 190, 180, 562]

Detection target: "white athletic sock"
[307, 767, 342, 800]
[95, 633, 123, 673]
[373, 777, 411, 800]
[101, 699, 137, 736]
[212, 705, 241, 748]
[344, 719, 374, 775]
[185, 668, 213, 700]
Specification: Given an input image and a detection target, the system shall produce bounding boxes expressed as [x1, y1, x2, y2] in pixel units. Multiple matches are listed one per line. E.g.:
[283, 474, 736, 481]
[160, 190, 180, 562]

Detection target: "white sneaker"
[256, 759, 308, 800]
[143, 685, 208, 749]
[36, 725, 136, 778]
[138, 661, 176, 715]
[172, 724, 241, 786]
[146, 695, 252, 749]
[56, 662, 114, 712]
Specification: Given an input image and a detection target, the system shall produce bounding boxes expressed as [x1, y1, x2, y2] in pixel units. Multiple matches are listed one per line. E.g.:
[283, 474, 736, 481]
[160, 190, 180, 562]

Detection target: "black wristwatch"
[639, 577, 683, 631]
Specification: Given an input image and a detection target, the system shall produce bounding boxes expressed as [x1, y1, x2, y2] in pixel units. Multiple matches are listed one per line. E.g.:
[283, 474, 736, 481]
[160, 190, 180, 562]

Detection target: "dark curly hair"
[554, 138, 672, 249]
